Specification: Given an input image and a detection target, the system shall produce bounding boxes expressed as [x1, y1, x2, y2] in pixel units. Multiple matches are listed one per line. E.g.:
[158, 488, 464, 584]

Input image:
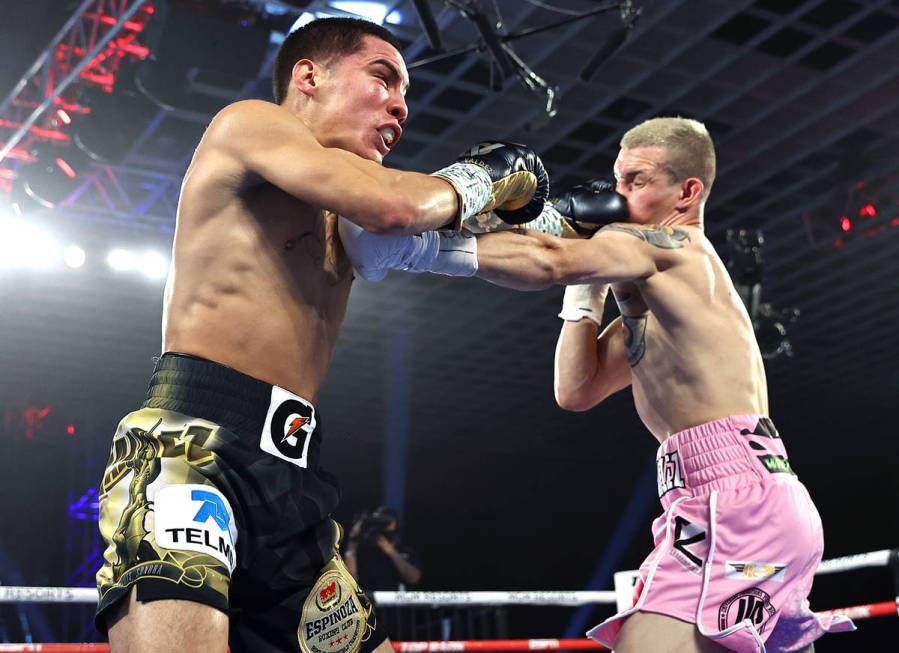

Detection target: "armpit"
[601, 223, 691, 249]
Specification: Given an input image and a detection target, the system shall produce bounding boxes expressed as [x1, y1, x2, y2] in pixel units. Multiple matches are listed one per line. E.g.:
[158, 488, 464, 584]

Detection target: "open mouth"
[378, 125, 400, 151]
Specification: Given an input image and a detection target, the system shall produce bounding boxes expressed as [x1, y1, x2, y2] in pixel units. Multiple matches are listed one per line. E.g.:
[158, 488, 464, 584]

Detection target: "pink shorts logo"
[725, 561, 787, 583]
[656, 451, 685, 497]
[718, 587, 776, 633]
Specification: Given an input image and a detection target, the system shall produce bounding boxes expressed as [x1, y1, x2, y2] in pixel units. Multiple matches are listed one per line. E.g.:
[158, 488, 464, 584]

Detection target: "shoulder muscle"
[599, 223, 691, 250]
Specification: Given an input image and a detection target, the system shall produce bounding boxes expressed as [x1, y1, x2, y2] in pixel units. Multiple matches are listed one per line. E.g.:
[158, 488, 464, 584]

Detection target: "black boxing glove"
[464, 178, 629, 238]
[432, 141, 550, 228]
[550, 178, 629, 236]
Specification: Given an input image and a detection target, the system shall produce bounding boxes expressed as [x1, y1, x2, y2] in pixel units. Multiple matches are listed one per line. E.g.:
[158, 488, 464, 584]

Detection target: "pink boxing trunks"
[587, 414, 854, 652]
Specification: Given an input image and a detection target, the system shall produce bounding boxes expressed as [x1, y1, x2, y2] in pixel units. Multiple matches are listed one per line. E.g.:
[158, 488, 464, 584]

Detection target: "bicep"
[210, 101, 424, 231]
[556, 230, 663, 285]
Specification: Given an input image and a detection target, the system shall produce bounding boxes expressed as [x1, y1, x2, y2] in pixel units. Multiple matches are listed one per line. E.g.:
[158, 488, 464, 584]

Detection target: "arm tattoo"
[285, 213, 353, 286]
[601, 224, 691, 249]
[622, 315, 647, 367]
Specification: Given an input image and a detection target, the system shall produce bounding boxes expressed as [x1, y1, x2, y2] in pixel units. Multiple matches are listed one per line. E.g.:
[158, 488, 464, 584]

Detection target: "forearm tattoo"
[601, 224, 691, 249]
[622, 315, 647, 367]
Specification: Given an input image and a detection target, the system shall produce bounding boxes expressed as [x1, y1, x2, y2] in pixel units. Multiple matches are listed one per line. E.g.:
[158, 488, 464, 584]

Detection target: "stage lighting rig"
[407, 1, 642, 130]
[726, 228, 800, 361]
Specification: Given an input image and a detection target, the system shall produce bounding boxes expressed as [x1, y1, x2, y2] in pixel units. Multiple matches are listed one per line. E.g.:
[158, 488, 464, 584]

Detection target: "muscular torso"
[162, 137, 353, 401]
[610, 226, 768, 441]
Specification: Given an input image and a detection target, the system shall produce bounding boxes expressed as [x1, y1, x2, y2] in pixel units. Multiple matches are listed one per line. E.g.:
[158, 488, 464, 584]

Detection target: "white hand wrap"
[338, 217, 478, 282]
[558, 283, 608, 325]
[463, 203, 574, 238]
[431, 162, 493, 227]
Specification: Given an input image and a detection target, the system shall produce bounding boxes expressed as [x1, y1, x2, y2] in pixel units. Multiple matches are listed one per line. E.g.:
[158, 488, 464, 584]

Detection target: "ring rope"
[0, 546, 893, 606]
[814, 548, 894, 575]
[0, 549, 899, 606]
[0, 548, 893, 651]
[0, 600, 892, 650]
[0, 589, 620, 606]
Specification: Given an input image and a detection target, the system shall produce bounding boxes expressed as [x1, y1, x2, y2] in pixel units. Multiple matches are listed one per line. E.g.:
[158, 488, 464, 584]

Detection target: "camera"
[353, 510, 395, 544]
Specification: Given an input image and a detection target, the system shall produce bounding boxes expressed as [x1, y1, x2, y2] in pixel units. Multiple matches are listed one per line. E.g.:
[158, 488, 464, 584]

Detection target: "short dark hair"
[272, 17, 402, 104]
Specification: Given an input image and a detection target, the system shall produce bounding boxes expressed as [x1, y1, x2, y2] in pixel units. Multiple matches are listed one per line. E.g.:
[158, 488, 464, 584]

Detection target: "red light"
[56, 108, 72, 125]
[891, 217, 899, 227]
[859, 203, 877, 217]
[840, 216, 851, 232]
[55, 157, 77, 179]
[66, 424, 76, 436]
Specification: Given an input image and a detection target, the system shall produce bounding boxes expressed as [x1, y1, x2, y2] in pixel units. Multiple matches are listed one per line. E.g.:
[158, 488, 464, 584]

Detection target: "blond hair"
[620, 117, 716, 200]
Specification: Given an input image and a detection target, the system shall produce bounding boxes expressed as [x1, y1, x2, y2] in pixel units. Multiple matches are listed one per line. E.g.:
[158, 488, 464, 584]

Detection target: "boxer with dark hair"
[94, 16, 546, 653]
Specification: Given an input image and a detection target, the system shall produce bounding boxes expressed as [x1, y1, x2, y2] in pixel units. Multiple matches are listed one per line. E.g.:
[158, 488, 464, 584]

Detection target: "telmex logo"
[192, 489, 231, 530]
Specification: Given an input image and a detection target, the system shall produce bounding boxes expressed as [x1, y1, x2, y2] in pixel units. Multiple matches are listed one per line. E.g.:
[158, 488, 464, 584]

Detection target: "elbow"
[360, 203, 416, 234]
[360, 184, 428, 234]
[555, 384, 602, 412]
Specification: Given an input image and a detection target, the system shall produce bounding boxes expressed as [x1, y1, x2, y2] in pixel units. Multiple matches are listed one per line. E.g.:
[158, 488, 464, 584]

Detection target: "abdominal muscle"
[161, 183, 353, 402]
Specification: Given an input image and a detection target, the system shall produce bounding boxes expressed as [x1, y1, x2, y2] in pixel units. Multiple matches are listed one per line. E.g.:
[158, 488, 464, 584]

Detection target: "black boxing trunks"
[95, 352, 387, 653]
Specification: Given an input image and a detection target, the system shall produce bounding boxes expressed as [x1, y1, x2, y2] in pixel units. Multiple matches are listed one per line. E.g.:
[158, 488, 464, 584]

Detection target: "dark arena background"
[1, 0, 898, 650]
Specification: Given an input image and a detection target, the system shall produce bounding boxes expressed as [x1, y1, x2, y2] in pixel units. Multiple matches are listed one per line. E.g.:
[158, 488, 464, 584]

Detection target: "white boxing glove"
[338, 217, 478, 282]
[558, 283, 608, 325]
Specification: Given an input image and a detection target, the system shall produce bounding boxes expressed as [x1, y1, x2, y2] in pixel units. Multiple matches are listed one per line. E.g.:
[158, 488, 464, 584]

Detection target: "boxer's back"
[614, 226, 768, 440]
[162, 115, 353, 402]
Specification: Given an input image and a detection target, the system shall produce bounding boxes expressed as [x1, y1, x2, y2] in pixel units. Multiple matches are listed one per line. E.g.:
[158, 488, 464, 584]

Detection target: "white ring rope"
[814, 548, 893, 575]
[0, 548, 892, 606]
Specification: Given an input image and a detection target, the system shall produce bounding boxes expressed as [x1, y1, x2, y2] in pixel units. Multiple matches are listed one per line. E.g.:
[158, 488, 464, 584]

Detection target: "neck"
[660, 207, 704, 231]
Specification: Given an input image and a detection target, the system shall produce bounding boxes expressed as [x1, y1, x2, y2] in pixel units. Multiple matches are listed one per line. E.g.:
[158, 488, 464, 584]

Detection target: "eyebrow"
[616, 168, 644, 181]
[371, 58, 409, 94]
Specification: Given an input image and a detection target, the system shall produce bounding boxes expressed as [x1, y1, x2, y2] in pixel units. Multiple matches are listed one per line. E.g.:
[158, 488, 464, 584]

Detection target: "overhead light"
[63, 245, 86, 269]
[331, 2, 401, 24]
[288, 11, 316, 32]
[139, 251, 169, 280]
[0, 218, 60, 269]
[107, 248, 136, 272]
[55, 108, 72, 126]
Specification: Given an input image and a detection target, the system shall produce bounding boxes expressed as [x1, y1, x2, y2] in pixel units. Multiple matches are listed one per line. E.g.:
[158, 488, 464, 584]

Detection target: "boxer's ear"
[675, 178, 703, 211]
[293, 59, 319, 96]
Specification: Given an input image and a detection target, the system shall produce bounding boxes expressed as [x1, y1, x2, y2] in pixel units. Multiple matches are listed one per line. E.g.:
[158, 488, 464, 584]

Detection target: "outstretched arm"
[337, 220, 691, 287]
[474, 224, 690, 289]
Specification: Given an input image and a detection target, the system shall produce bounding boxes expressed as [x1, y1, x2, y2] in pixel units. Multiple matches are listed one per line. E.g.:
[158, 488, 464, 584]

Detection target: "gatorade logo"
[260, 386, 317, 468]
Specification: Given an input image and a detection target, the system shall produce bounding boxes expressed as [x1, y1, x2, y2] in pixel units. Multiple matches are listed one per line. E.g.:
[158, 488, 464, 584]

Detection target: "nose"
[615, 178, 627, 195]
[389, 93, 408, 124]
